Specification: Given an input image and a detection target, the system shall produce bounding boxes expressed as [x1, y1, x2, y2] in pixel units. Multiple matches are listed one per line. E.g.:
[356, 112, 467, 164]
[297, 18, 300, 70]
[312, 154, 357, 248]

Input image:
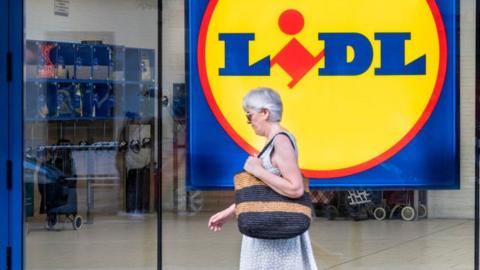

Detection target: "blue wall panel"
[10, 0, 24, 268]
[0, 0, 9, 268]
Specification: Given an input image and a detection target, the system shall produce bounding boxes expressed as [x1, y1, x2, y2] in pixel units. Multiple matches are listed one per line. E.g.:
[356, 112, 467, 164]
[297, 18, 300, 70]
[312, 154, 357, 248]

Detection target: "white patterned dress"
[239, 132, 318, 270]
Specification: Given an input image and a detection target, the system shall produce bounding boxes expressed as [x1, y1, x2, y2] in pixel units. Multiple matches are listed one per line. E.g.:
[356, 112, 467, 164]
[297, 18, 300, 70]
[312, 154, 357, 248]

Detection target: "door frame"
[8, 0, 24, 269]
[476, 0, 480, 268]
[0, 0, 10, 267]
[6, 0, 166, 269]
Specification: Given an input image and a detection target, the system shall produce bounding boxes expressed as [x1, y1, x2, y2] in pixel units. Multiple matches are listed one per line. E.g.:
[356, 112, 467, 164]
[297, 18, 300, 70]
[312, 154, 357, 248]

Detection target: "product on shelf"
[36, 92, 48, 118]
[92, 63, 109, 80]
[55, 43, 75, 79]
[26, 41, 39, 79]
[82, 85, 94, 117]
[171, 83, 185, 120]
[92, 46, 110, 80]
[94, 85, 114, 117]
[92, 91, 98, 117]
[109, 46, 125, 81]
[56, 63, 67, 79]
[73, 84, 83, 117]
[37, 43, 55, 78]
[56, 85, 74, 117]
[75, 45, 92, 80]
[141, 57, 151, 81]
[26, 39, 156, 121]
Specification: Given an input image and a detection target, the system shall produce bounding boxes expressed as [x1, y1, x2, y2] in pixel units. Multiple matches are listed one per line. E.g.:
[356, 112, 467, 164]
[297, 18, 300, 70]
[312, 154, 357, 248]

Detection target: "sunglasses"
[246, 109, 265, 123]
[246, 112, 255, 123]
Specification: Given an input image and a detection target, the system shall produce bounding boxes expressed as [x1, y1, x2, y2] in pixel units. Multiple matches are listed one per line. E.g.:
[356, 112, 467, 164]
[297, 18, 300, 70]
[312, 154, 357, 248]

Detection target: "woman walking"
[208, 87, 318, 270]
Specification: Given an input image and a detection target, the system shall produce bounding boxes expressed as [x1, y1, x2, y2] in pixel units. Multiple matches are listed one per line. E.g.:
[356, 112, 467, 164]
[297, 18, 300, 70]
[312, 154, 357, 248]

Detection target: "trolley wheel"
[326, 205, 338, 220]
[401, 206, 416, 221]
[373, 207, 387, 221]
[46, 215, 58, 230]
[389, 204, 402, 219]
[73, 215, 83, 230]
[418, 204, 427, 218]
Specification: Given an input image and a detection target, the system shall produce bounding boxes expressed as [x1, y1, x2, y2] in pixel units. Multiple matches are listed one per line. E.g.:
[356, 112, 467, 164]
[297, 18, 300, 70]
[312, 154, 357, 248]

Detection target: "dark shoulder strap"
[257, 136, 275, 158]
[257, 132, 295, 158]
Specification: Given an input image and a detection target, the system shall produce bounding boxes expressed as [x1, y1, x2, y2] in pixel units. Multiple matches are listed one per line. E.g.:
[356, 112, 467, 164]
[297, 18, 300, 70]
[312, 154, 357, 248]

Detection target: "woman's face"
[246, 108, 267, 136]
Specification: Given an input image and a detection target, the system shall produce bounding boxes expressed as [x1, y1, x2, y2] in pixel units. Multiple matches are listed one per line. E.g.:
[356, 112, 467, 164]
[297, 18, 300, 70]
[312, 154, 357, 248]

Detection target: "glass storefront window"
[20, 0, 476, 269]
[162, 0, 474, 269]
[23, 1, 159, 269]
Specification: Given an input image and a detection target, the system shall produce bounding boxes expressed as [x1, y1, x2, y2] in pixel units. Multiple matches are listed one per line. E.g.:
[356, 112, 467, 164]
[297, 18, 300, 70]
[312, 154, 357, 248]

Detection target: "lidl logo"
[219, 9, 426, 86]
[197, 0, 447, 178]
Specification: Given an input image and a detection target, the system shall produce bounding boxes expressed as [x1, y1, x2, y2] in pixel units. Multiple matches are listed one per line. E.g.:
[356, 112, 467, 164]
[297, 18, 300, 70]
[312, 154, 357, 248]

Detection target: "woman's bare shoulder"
[273, 133, 295, 153]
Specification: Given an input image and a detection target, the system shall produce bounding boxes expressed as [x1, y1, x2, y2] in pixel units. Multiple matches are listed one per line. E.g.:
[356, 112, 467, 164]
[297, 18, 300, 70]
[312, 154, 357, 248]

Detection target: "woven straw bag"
[234, 132, 312, 239]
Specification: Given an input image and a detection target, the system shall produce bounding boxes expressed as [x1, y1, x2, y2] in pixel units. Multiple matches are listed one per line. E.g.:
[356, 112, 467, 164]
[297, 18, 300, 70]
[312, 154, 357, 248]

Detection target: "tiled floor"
[25, 212, 474, 269]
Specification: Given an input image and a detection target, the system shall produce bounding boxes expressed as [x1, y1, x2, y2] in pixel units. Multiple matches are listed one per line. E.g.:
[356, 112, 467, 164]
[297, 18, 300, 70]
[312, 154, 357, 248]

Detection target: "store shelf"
[26, 78, 155, 85]
[25, 116, 133, 122]
[25, 39, 156, 121]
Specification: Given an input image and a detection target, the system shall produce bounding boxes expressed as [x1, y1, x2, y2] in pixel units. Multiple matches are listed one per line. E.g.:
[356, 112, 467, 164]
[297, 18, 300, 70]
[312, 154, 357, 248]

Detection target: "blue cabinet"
[54, 43, 75, 79]
[75, 44, 93, 80]
[110, 46, 125, 81]
[122, 83, 155, 119]
[92, 45, 110, 80]
[25, 40, 156, 121]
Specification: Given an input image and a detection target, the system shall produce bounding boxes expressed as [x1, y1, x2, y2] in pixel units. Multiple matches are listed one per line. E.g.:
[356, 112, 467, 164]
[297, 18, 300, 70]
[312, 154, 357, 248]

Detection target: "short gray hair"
[242, 87, 283, 122]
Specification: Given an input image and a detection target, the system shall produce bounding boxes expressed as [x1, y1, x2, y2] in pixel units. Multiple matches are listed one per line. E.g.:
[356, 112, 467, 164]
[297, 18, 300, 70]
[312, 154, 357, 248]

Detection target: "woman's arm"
[244, 135, 304, 198]
[208, 203, 236, 232]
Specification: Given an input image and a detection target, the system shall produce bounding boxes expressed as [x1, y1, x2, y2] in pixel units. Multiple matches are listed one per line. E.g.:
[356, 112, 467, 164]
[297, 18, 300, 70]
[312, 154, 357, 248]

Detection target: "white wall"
[161, 0, 185, 211]
[427, 0, 476, 219]
[26, 0, 158, 49]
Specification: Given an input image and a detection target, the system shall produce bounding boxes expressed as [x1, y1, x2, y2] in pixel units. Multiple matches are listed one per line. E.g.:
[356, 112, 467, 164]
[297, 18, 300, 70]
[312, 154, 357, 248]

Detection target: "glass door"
[22, 1, 159, 269]
[0, 0, 9, 268]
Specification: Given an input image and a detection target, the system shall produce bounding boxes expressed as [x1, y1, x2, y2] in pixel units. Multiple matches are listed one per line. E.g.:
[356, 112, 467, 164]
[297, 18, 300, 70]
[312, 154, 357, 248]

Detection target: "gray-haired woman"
[208, 88, 318, 269]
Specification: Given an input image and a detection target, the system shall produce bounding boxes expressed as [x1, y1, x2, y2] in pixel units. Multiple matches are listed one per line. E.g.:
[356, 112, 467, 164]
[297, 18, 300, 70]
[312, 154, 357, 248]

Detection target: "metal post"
[86, 178, 93, 223]
[158, 1, 163, 267]
[413, 190, 419, 221]
[173, 120, 178, 212]
[475, 0, 479, 266]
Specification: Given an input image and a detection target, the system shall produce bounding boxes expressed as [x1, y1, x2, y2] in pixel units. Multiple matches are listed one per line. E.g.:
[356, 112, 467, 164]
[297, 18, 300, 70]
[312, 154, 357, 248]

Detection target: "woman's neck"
[264, 123, 283, 140]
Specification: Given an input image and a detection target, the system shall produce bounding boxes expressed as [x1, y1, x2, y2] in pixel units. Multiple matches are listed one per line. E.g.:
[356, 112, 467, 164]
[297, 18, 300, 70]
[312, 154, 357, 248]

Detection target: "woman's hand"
[243, 156, 263, 177]
[208, 204, 235, 232]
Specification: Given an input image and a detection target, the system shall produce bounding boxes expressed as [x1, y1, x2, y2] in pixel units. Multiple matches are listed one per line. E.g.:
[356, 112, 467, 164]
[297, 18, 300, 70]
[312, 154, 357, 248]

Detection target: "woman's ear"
[261, 108, 270, 121]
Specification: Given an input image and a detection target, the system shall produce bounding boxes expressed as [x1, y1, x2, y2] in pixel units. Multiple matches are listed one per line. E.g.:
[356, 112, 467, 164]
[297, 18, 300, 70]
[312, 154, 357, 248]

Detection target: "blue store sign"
[187, 0, 459, 189]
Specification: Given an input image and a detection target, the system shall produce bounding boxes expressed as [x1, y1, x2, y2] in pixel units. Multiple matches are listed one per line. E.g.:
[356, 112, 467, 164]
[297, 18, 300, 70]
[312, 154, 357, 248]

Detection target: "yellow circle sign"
[198, 0, 446, 178]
